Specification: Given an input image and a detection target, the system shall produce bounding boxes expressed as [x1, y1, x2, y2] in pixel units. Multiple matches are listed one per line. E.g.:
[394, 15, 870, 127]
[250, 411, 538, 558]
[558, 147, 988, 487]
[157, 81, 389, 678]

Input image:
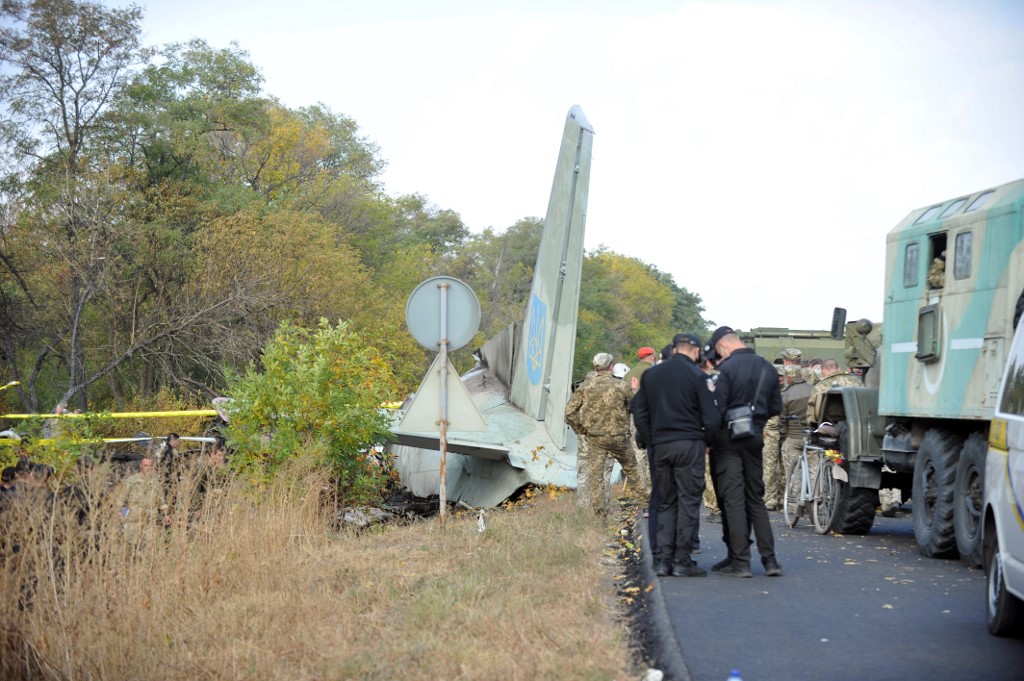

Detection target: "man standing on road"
[631, 333, 720, 578]
[779, 364, 814, 494]
[705, 326, 784, 578]
[565, 353, 639, 515]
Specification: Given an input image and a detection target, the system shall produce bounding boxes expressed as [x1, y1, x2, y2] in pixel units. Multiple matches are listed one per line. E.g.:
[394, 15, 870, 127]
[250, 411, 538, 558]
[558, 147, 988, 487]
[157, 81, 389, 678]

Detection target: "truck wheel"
[986, 528, 1024, 635]
[830, 482, 878, 534]
[954, 433, 986, 568]
[912, 429, 963, 558]
[829, 421, 878, 535]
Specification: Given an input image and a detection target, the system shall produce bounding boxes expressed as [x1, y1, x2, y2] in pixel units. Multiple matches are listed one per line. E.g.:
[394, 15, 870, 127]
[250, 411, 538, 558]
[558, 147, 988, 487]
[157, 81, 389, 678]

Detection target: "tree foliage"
[223, 320, 398, 502]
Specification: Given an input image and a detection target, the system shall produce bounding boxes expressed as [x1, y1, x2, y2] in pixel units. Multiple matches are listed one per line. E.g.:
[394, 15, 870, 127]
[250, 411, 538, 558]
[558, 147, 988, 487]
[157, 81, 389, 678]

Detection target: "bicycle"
[782, 422, 844, 534]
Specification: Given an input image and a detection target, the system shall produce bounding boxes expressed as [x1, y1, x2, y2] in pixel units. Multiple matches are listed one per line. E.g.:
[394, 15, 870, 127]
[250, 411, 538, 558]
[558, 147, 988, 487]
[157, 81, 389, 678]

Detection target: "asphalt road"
[647, 506, 1024, 681]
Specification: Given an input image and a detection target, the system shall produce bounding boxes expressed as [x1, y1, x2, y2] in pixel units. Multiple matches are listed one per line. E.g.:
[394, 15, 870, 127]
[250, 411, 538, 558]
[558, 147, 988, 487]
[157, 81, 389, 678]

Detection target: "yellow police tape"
[0, 409, 221, 447]
[1, 410, 220, 419]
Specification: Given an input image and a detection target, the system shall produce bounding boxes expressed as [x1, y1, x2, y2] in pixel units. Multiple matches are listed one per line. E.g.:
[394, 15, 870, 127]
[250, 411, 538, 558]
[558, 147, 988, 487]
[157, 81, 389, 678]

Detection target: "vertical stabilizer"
[508, 106, 594, 448]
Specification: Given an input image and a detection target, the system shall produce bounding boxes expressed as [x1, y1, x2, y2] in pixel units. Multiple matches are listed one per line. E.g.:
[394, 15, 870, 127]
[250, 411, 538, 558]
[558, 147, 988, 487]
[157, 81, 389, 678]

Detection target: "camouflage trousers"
[703, 451, 719, 514]
[879, 488, 902, 508]
[628, 416, 652, 496]
[762, 425, 784, 508]
[781, 437, 811, 496]
[576, 436, 613, 516]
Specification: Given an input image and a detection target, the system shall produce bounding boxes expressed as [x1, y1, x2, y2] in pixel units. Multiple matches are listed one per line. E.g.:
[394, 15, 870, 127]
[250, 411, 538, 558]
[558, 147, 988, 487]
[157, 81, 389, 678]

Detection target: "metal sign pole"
[438, 281, 449, 524]
[403, 275, 482, 522]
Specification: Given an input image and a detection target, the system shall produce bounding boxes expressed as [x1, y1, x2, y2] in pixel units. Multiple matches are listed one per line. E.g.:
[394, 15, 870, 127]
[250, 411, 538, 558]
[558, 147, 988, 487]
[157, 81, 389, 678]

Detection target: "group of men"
[762, 350, 864, 512]
[566, 326, 788, 579]
[1, 434, 231, 543]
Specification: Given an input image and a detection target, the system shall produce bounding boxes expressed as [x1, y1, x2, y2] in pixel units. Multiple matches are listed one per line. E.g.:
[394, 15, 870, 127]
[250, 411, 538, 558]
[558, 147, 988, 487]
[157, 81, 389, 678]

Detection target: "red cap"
[638, 347, 656, 360]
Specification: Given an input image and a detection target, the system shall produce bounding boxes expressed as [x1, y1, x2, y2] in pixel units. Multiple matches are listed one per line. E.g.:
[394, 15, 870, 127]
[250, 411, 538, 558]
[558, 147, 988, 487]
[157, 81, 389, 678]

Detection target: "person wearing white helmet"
[565, 352, 643, 515]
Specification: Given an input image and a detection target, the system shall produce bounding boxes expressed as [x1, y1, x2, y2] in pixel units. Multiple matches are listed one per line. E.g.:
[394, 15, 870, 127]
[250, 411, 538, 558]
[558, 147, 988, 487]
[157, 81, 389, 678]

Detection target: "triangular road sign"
[398, 353, 487, 432]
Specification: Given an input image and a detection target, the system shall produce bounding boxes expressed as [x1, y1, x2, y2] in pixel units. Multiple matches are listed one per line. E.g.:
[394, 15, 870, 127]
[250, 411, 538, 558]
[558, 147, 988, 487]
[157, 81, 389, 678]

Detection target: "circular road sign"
[405, 276, 481, 351]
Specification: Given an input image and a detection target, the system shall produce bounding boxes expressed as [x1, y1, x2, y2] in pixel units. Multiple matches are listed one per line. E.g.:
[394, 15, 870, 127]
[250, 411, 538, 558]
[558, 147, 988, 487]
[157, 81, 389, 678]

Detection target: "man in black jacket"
[705, 326, 784, 578]
[632, 332, 720, 577]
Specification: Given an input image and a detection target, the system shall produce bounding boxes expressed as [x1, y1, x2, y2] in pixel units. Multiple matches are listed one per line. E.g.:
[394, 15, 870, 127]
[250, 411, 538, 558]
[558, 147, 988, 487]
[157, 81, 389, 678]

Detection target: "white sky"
[138, 0, 1024, 331]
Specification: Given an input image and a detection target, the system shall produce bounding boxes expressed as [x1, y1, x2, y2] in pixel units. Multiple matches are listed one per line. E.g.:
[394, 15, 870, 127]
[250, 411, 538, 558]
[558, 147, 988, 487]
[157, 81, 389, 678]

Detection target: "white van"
[983, 314, 1024, 636]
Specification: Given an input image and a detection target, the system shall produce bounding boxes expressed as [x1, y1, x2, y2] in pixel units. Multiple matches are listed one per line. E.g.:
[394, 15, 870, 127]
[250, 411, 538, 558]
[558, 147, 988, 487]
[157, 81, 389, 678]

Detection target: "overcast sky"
[139, 0, 1024, 332]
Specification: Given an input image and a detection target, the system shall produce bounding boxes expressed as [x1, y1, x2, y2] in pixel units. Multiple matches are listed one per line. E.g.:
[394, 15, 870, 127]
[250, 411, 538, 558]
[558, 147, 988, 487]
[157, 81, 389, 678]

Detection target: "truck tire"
[830, 482, 878, 535]
[986, 523, 1024, 635]
[912, 429, 963, 558]
[828, 421, 878, 535]
[954, 432, 986, 568]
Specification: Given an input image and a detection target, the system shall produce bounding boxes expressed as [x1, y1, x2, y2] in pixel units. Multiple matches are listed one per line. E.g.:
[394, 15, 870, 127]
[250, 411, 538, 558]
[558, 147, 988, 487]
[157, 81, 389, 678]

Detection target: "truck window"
[914, 205, 944, 224]
[964, 190, 995, 213]
[954, 231, 972, 280]
[927, 233, 947, 289]
[939, 197, 967, 219]
[904, 242, 920, 287]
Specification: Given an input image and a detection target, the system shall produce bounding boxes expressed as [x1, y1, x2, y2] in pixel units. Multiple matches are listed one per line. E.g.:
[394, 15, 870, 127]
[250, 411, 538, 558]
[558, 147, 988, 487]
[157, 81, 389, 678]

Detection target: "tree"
[450, 217, 542, 337]
[224, 319, 399, 503]
[0, 0, 147, 174]
[573, 250, 710, 380]
[0, 0, 148, 410]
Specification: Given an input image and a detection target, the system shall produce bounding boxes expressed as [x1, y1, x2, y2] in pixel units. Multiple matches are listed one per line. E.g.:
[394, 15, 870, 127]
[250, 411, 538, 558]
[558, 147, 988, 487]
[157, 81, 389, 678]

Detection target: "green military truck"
[737, 328, 846, 364]
[821, 177, 1024, 568]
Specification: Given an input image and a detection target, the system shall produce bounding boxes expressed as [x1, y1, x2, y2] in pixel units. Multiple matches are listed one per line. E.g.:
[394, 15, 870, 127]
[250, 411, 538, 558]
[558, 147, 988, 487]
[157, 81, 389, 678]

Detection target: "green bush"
[224, 319, 399, 504]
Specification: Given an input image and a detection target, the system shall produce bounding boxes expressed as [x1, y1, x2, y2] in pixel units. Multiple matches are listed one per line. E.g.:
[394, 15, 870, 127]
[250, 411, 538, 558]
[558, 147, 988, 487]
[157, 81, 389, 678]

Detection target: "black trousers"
[713, 436, 776, 568]
[654, 439, 706, 564]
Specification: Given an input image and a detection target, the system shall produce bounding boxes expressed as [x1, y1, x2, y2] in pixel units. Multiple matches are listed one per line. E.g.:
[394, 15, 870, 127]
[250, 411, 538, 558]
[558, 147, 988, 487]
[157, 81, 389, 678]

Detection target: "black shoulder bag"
[724, 365, 770, 441]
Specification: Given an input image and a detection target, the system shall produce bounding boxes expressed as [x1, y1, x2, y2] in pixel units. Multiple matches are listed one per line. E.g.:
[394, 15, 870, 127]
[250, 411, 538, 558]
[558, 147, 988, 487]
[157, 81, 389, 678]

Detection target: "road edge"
[636, 508, 693, 681]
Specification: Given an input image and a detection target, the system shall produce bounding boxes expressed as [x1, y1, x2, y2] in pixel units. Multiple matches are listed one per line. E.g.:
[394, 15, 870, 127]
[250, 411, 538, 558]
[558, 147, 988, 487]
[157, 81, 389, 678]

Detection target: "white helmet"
[611, 362, 630, 379]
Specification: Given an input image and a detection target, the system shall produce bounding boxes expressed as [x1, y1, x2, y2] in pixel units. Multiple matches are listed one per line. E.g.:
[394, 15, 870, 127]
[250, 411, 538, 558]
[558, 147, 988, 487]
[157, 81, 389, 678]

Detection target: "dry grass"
[0, 466, 638, 680]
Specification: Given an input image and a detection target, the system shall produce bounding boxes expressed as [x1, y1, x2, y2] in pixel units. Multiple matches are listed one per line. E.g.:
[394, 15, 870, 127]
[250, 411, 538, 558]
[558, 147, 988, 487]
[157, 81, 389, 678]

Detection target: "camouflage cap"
[784, 364, 803, 377]
[781, 347, 802, 361]
[592, 352, 614, 370]
[775, 364, 786, 376]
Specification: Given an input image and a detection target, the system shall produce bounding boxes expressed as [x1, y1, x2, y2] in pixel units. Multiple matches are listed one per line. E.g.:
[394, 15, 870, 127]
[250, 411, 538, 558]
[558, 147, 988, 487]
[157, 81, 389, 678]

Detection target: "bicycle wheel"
[783, 456, 804, 528]
[813, 459, 838, 534]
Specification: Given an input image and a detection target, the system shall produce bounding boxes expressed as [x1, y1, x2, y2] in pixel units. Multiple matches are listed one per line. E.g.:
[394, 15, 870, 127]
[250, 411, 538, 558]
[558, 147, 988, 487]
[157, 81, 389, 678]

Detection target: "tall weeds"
[1, 465, 635, 680]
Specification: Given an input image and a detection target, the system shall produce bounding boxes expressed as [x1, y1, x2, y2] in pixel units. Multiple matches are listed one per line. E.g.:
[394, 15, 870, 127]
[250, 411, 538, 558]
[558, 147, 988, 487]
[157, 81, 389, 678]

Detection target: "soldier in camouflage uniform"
[807, 359, 823, 385]
[566, 352, 639, 516]
[761, 364, 786, 510]
[625, 347, 657, 497]
[572, 431, 612, 516]
[805, 358, 863, 426]
[779, 364, 814, 495]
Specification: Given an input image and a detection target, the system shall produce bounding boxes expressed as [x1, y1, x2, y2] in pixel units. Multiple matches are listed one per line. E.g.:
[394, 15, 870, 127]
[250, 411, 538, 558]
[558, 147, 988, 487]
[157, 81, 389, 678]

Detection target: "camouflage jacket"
[806, 372, 862, 425]
[565, 372, 632, 438]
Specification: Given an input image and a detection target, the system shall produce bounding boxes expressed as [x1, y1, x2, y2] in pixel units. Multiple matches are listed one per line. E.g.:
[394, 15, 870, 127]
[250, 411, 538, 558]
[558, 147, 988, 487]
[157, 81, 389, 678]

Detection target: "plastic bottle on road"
[727, 671, 743, 681]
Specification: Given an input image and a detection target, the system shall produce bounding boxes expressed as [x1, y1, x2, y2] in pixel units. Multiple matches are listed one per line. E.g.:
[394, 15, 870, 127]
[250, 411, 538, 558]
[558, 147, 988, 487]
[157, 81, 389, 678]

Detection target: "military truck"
[820, 177, 1024, 568]
[737, 328, 845, 364]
